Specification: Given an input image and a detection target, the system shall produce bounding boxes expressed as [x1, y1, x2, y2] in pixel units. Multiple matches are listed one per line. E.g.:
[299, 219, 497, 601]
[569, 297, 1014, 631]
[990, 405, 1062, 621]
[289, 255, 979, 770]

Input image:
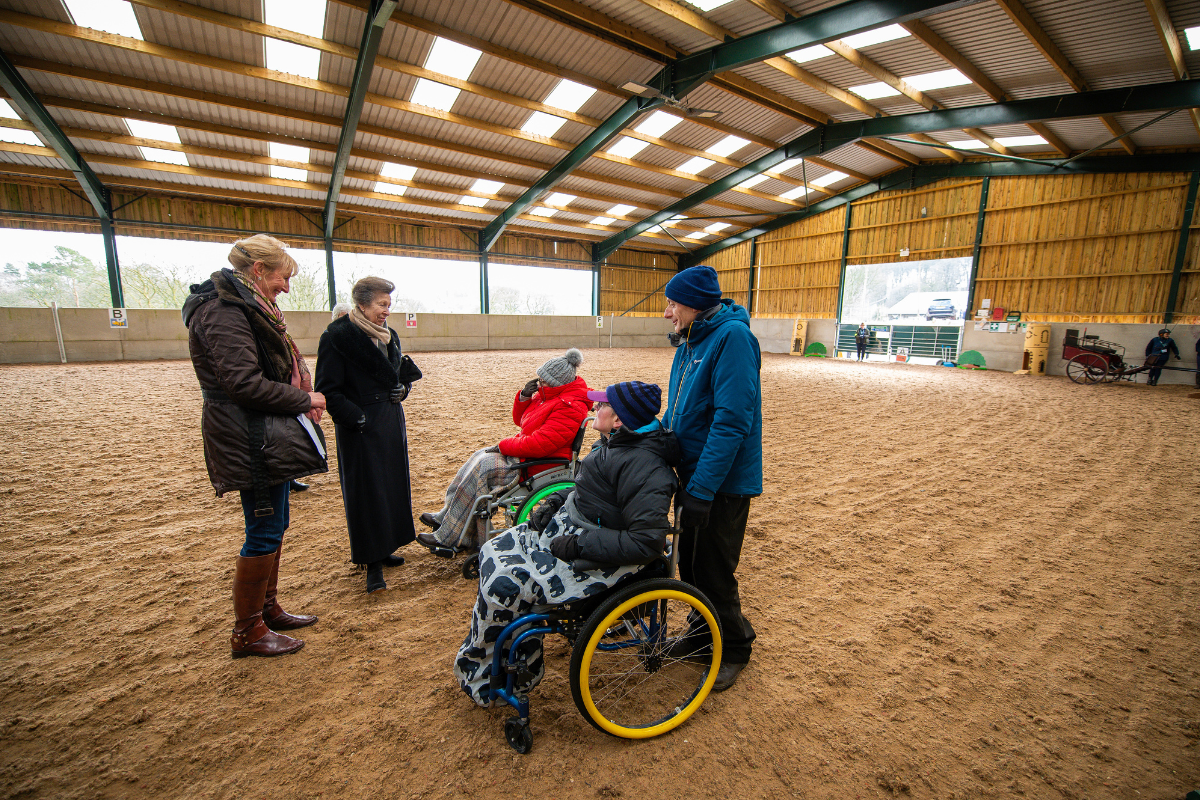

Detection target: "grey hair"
[331, 302, 351, 320]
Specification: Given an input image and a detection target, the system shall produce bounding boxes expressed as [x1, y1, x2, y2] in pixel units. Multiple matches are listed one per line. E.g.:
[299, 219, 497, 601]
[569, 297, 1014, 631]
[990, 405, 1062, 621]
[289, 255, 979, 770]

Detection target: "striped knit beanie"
[598, 381, 661, 430]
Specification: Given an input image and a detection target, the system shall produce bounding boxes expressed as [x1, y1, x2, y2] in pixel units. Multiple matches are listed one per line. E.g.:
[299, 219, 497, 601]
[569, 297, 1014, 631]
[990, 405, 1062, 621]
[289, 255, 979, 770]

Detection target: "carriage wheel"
[1066, 353, 1108, 384]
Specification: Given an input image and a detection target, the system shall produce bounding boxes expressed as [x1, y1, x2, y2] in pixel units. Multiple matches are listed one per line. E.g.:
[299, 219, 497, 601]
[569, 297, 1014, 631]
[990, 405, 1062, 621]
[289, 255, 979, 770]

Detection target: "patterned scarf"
[232, 270, 312, 392]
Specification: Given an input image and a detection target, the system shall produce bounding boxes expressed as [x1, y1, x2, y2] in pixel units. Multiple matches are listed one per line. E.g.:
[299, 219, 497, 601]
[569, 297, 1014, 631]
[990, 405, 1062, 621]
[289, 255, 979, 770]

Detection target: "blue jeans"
[238, 482, 291, 557]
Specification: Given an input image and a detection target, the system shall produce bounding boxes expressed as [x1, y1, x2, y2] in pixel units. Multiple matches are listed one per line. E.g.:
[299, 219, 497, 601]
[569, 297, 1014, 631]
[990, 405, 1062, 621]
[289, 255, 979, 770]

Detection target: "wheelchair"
[455, 417, 592, 580]
[483, 525, 723, 754]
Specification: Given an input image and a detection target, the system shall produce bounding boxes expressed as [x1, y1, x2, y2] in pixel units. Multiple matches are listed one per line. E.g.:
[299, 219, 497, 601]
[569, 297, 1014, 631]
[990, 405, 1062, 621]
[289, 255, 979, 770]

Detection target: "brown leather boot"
[231, 552, 305, 658]
[262, 545, 317, 631]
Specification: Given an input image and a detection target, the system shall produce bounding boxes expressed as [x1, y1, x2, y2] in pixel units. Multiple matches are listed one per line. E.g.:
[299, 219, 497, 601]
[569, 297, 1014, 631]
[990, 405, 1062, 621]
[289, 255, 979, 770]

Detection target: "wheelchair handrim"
[515, 481, 575, 524]
[578, 588, 722, 739]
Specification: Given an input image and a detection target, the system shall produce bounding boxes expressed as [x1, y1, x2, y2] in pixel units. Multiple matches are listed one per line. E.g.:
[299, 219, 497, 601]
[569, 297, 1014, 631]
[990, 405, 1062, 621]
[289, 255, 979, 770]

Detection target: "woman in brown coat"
[183, 234, 328, 658]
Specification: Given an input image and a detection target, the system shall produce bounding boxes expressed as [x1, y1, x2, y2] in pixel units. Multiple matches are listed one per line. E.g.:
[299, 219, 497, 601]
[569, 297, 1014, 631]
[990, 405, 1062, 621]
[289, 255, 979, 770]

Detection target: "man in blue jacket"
[662, 265, 762, 691]
[1144, 328, 1180, 386]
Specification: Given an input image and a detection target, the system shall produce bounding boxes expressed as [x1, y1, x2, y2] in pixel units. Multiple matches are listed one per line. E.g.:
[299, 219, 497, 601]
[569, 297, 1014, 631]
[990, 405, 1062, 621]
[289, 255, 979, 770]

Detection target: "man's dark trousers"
[679, 493, 757, 664]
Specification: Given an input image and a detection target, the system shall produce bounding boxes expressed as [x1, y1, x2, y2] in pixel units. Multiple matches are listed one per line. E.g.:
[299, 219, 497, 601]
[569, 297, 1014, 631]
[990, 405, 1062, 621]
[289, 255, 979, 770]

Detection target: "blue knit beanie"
[665, 266, 723, 310]
[586, 381, 661, 430]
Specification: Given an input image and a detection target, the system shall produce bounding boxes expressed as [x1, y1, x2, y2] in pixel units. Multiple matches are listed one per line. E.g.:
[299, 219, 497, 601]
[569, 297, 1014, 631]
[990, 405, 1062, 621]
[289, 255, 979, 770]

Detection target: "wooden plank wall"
[978, 173, 1190, 323]
[1165, 216, 1200, 325]
[848, 180, 983, 266]
[702, 240, 752, 309]
[598, 249, 677, 318]
[754, 202, 846, 319]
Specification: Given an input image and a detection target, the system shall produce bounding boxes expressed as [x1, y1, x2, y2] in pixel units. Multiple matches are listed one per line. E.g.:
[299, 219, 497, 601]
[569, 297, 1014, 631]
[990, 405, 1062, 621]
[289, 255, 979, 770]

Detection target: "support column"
[834, 202, 852, 323]
[591, 260, 600, 316]
[324, 232, 336, 310]
[479, 249, 489, 314]
[1165, 171, 1199, 324]
[747, 238, 757, 316]
[99, 191, 123, 308]
[965, 176, 991, 321]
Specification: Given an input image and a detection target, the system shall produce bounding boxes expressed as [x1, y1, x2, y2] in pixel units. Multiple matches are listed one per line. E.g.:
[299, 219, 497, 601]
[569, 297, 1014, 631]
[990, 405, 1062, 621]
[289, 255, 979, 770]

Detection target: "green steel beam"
[669, 0, 980, 96]
[1164, 171, 1199, 325]
[480, 0, 975, 255]
[680, 153, 1200, 268]
[323, 0, 397, 308]
[600, 77, 1200, 263]
[478, 94, 664, 253]
[963, 175, 990, 321]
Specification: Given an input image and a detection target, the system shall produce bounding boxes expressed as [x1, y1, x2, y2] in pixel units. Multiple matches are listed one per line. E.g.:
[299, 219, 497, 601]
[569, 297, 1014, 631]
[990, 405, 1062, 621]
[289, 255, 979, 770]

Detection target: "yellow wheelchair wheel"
[569, 578, 722, 739]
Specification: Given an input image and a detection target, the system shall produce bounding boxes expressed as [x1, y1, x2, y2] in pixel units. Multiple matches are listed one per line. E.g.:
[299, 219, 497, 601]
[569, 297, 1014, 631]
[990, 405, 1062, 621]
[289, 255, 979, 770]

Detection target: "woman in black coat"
[315, 276, 420, 593]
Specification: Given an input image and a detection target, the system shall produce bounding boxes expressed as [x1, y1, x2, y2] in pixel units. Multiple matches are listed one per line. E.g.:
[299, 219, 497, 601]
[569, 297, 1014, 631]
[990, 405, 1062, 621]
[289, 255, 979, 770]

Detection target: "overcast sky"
[0, 228, 593, 315]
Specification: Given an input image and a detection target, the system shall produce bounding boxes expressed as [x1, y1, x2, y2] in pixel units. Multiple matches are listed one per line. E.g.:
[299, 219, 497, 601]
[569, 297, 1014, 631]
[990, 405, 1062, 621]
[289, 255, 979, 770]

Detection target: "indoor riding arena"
[1, 0, 1199, 799]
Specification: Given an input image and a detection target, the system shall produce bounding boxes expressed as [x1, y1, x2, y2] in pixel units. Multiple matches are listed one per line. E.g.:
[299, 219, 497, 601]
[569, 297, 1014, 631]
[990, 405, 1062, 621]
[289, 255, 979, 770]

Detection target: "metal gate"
[836, 324, 962, 361]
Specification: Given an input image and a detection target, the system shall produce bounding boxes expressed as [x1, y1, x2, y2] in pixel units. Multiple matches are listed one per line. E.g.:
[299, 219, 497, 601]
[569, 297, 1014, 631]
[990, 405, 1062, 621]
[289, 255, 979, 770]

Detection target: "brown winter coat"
[184, 269, 327, 496]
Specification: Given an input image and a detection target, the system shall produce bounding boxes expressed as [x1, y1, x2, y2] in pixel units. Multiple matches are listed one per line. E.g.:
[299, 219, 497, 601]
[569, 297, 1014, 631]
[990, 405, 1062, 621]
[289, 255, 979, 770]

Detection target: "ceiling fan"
[620, 81, 722, 119]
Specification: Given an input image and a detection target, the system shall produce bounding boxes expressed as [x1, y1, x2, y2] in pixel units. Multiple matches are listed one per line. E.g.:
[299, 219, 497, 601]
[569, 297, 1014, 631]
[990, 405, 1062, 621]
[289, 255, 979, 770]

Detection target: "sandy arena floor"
[1, 349, 1197, 799]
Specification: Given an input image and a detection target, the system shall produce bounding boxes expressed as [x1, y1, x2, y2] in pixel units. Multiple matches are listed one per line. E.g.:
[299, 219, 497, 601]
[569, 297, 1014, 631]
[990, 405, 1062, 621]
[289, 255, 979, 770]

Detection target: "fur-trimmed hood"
[322, 314, 403, 390]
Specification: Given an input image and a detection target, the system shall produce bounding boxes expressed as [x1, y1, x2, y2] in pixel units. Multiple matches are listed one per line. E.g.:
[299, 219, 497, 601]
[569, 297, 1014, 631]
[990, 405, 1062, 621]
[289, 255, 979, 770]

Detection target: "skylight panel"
[904, 69, 970, 91]
[685, 230, 710, 239]
[773, 158, 804, 174]
[841, 24, 909, 49]
[590, 216, 616, 226]
[545, 192, 576, 206]
[521, 111, 567, 138]
[704, 222, 730, 233]
[677, 156, 715, 175]
[607, 204, 636, 217]
[946, 139, 990, 150]
[688, 0, 734, 9]
[126, 118, 181, 144]
[459, 196, 490, 208]
[269, 142, 310, 164]
[995, 135, 1048, 147]
[849, 82, 901, 100]
[738, 174, 770, 189]
[271, 165, 308, 181]
[265, 40, 322, 79]
[529, 207, 557, 217]
[543, 80, 595, 113]
[410, 79, 461, 112]
[63, 0, 143, 39]
[140, 147, 189, 166]
[1186, 26, 1200, 50]
[264, 0, 327, 38]
[424, 38, 483, 81]
[0, 100, 18, 119]
[607, 137, 648, 159]
[634, 111, 681, 139]
[706, 135, 750, 158]
[471, 179, 504, 195]
[0, 128, 42, 146]
[812, 171, 848, 187]
[780, 185, 814, 200]
[787, 44, 833, 64]
[373, 181, 407, 197]
[381, 163, 417, 181]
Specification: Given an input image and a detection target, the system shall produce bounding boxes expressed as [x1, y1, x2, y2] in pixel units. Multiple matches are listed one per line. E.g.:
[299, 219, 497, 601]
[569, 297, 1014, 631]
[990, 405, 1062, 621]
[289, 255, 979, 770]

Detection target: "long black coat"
[315, 316, 418, 564]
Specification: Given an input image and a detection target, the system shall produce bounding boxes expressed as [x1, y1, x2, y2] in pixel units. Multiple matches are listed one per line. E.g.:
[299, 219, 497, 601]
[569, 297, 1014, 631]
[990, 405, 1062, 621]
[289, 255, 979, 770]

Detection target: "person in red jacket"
[417, 348, 590, 557]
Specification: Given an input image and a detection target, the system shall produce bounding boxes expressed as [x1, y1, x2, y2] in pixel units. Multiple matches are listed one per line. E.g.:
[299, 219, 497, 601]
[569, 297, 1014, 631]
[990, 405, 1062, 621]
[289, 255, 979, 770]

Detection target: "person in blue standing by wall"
[1144, 328, 1180, 386]
[855, 322, 870, 362]
[662, 265, 762, 692]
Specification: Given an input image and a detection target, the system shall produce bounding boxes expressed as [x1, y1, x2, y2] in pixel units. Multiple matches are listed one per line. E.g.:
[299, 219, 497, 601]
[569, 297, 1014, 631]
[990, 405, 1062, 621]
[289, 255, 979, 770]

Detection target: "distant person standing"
[663, 265, 762, 692]
[1144, 328, 1179, 386]
[855, 323, 870, 362]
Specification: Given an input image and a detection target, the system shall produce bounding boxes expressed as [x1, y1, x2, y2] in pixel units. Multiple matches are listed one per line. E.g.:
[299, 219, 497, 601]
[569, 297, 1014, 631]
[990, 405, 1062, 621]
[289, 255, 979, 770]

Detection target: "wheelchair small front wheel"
[569, 577, 722, 739]
[461, 553, 480, 580]
[504, 717, 533, 754]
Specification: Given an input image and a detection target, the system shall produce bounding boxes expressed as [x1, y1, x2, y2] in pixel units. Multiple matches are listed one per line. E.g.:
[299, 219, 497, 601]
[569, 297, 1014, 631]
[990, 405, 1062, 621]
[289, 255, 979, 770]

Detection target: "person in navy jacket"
[662, 265, 762, 692]
[1144, 328, 1180, 386]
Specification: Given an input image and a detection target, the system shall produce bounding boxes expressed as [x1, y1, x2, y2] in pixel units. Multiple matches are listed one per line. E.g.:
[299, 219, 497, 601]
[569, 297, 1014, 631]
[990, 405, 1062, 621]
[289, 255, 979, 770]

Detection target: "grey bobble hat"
[537, 347, 583, 386]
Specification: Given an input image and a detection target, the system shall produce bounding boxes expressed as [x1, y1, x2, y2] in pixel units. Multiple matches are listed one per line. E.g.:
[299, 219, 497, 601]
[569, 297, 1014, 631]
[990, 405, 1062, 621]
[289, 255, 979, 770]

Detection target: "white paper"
[297, 415, 326, 458]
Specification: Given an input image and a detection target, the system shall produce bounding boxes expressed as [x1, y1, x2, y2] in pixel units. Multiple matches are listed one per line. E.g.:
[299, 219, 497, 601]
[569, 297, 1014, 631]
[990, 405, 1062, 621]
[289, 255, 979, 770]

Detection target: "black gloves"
[353, 413, 368, 433]
[549, 534, 582, 562]
[678, 489, 712, 530]
[528, 490, 569, 532]
[389, 383, 409, 403]
[519, 379, 540, 399]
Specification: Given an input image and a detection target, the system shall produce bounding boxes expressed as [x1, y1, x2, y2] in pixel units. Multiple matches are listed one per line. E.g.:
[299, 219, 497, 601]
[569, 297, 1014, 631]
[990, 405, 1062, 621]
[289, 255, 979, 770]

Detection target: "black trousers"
[856, 341, 867, 360]
[679, 493, 757, 664]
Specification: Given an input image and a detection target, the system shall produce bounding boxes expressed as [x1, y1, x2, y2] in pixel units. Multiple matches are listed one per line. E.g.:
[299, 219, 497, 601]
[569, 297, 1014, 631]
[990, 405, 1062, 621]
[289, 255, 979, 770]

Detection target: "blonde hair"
[227, 233, 298, 278]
